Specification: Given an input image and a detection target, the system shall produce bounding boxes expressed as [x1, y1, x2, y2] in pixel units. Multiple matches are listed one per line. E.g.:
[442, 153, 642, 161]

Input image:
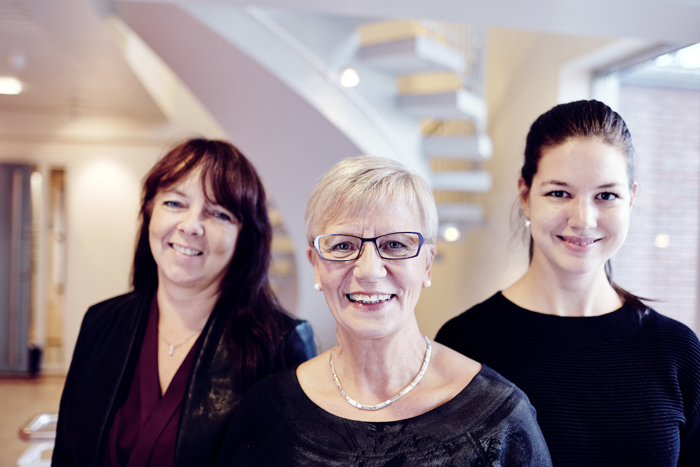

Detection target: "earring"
[423, 280, 431, 288]
[524, 218, 531, 228]
[314, 283, 322, 292]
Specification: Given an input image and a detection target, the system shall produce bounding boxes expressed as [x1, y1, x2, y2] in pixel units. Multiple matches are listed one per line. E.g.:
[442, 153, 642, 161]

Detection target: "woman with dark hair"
[437, 100, 700, 466]
[53, 138, 316, 466]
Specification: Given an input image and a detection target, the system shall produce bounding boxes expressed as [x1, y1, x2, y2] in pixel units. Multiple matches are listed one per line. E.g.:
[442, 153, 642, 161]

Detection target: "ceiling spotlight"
[340, 68, 360, 88]
[443, 226, 461, 242]
[0, 77, 22, 95]
[654, 234, 670, 249]
[677, 43, 700, 69]
[654, 53, 674, 67]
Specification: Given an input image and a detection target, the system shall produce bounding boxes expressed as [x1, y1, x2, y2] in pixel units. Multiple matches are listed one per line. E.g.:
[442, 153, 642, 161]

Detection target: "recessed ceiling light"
[655, 234, 670, 249]
[0, 77, 23, 95]
[443, 226, 461, 242]
[340, 68, 360, 88]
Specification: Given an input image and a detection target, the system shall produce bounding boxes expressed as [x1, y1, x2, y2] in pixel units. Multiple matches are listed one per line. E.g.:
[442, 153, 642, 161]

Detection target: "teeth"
[560, 237, 597, 246]
[171, 244, 202, 256]
[347, 293, 392, 304]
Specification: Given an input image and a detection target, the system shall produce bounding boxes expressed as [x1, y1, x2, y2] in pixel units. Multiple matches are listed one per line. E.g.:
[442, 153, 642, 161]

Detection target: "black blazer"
[52, 289, 316, 466]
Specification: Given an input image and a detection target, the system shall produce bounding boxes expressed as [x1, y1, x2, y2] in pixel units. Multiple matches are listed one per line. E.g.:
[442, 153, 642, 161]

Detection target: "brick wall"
[613, 84, 700, 332]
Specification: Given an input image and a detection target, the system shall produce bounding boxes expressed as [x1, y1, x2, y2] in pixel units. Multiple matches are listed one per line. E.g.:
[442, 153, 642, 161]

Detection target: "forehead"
[158, 165, 215, 199]
[537, 137, 629, 185]
[321, 199, 422, 235]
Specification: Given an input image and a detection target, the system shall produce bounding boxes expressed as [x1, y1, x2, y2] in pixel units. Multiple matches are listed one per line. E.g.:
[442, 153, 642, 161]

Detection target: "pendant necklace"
[329, 335, 432, 411]
[158, 328, 201, 356]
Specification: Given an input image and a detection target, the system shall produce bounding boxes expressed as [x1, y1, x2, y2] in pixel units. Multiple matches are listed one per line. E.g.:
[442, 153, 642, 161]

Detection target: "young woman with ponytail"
[436, 100, 700, 466]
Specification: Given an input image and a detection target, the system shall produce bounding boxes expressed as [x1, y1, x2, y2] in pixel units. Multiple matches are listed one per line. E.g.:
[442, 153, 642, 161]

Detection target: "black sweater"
[436, 292, 700, 467]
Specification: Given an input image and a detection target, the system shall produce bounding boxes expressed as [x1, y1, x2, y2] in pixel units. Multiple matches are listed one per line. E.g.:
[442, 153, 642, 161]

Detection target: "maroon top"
[104, 298, 199, 467]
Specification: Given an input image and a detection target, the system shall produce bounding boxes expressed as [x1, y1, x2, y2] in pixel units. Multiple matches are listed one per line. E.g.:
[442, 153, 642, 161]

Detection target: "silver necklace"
[329, 335, 432, 411]
[158, 328, 201, 356]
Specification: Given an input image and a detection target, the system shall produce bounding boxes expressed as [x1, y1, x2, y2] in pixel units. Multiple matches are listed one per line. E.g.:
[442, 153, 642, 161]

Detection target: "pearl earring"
[524, 218, 531, 228]
[314, 283, 322, 292]
[424, 280, 431, 288]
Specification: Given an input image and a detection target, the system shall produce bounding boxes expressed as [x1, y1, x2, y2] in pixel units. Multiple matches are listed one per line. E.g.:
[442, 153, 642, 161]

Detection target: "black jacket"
[52, 289, 316, 466]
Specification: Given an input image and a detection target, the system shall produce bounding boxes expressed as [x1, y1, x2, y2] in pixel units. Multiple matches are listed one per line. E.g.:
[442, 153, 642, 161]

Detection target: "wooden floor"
[0, 375, 64, 466]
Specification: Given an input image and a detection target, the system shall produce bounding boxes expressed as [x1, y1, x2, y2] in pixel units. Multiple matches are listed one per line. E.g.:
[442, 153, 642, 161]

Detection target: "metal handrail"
[18, 413, 58, 442]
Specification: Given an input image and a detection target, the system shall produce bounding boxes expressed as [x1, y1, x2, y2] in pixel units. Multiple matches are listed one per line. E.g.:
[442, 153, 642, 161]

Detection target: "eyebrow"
[540, 180, 623, 189]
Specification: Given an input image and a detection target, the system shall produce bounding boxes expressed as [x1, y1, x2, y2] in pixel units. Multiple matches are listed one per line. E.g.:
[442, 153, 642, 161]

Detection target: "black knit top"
[216, 365, 553, 466]
[436, 292, 700, 466]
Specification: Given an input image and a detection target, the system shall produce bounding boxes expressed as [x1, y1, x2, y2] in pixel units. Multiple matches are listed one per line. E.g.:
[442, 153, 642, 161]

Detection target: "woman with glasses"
[216, 156, 551, 466]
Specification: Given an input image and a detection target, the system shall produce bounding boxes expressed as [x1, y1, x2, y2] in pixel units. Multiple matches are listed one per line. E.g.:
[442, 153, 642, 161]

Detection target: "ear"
[629, 181, 638, 209]
[423, 243, 437, 284]
[517, 176, 531, 220]
[306, 246, 323, 288]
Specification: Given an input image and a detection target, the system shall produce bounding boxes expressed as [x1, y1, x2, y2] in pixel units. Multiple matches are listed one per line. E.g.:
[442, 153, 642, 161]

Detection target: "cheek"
[604, 209, 631, 237]
[148, 214, 167, 247]
[215, 228, 239, 259]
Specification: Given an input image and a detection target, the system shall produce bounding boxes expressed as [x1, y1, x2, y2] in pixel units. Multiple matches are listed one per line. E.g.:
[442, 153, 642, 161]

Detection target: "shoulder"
[82, 289, 150, 325]
[77, 290, 150, 341]
[427, 365, 550, 465]
[639, 308, 700, 358]
[273, 311, 317, 367]
[435, 292, 505, 345]
[217, 368, 297, 463]
[274, 311, 313, 343]
[459, 366, 551, 464]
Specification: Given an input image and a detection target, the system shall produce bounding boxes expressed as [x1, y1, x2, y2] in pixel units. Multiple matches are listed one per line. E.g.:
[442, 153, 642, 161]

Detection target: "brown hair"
[521, 100, 648, 311]
[133, 138, 285, 387]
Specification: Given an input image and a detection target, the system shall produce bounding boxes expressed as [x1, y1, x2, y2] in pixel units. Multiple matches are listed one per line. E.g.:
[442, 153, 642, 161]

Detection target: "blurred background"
[0, 0, 699, 463]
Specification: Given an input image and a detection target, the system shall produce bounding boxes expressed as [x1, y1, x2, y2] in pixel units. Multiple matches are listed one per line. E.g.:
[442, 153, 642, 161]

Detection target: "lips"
[347, 293, 393, 304]
[170, 243, 203, 256]
[557, 236, 601, 247]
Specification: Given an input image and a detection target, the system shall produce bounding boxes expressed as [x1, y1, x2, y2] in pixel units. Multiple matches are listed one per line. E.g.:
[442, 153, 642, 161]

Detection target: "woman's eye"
[387, 241, 406, 250]
[597, 192, 618, 201]
[547, 190, 568, 198]
[214, 212, 232, 222]
[163, 200, 182, 208]
[332, 242, 352, 251]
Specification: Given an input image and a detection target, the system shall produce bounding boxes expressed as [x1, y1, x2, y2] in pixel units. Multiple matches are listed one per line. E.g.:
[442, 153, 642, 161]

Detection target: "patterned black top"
[436, 292, 700, 466]
[216, 364, 551, 466]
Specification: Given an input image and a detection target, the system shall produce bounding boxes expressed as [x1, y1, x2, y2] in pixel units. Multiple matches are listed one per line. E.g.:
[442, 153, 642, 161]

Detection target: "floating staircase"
[357, 20, 491, 235]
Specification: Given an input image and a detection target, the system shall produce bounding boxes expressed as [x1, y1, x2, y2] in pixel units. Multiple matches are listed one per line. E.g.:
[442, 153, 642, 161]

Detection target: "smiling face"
[307, 201, 436, 340]
[149, 167, 240, 293]
[521, 137, 637, 278]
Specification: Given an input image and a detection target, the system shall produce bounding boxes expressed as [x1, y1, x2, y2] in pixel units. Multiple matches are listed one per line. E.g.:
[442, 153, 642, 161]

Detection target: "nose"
[179, 207, 204, 236]
[568, 197, 597, 231]
[353, 241, 387, 281]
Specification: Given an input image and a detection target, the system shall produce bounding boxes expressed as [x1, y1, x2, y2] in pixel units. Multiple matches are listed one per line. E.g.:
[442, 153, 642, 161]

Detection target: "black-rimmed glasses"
[313, 232, 424, 261]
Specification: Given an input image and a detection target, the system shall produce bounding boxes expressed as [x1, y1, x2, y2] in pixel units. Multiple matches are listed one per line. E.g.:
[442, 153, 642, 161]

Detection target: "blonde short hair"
[305, 156, 438, 244]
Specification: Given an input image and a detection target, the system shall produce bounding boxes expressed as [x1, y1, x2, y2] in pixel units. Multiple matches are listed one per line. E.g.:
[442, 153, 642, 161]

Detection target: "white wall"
[0, 106, 225, 368]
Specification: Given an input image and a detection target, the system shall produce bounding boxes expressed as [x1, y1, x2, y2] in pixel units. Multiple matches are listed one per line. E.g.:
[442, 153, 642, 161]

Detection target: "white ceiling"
[121, 0, 700, 44]
[0, 0, 162, 118]
[2, 0, 699, 120]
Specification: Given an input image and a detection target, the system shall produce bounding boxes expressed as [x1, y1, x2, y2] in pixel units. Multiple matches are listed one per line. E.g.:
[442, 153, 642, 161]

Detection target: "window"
[594, 44, 700, 332]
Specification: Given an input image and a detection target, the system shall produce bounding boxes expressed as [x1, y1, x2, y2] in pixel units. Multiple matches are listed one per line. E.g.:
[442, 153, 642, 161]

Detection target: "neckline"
[493, 292, 646, 341]
[287, 364, 497, 428]
[274, 365, 516, 456]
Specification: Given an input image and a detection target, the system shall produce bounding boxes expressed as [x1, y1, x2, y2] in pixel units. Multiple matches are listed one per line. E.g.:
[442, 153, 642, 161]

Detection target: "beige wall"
[416, 29, 613, 338]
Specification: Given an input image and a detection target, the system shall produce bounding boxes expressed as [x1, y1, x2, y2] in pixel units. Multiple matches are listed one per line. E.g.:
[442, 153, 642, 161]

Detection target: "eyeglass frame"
[313, 232, 425, 262]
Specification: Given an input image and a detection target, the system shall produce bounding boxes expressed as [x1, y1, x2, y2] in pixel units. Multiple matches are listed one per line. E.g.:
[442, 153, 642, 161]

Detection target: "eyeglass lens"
[318, 233, 421, 260]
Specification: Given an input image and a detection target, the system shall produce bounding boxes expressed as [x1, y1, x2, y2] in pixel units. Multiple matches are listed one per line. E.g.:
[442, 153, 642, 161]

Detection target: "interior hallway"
[0, 376, 64, 466]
